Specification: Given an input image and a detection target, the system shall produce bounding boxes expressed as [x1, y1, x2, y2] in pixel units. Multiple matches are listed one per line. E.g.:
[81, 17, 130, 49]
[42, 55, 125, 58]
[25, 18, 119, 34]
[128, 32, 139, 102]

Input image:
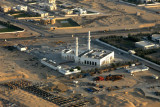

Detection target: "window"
[87, 61, 89, 64]
[95, 62, 97, 66]
[92, 62, 94, 65]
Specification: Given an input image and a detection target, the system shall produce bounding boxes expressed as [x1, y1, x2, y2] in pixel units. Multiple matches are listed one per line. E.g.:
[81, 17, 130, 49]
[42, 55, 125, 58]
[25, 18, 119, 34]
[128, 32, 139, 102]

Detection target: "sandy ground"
[0, 0, 160, 106]
[2, 89, 57, 107]
[0, 45, 58, 82]
[0, 0, 16, 7]
[74, 69, 160, 107]
[99, 89, 160, 107]
[0, 38, 160, 107]
[53, 0, 160, 34]
[0, 40, 61, 106]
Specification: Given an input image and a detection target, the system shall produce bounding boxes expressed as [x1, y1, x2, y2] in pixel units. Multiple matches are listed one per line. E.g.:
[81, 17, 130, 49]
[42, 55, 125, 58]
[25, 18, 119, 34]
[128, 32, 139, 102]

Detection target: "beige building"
[46, 4, 57, 11]
[40, 18, 55, 25]
[62, 9, 73, 15]
[16, 5, 28, 11]
[0, 6, 11, 13]
[29, 8, 49, 17]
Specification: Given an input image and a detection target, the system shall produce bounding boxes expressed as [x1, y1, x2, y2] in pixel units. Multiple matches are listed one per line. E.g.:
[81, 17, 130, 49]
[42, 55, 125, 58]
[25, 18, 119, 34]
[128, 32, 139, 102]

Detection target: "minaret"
[75, 37, 78, 57]
[88, 31, 91, 50]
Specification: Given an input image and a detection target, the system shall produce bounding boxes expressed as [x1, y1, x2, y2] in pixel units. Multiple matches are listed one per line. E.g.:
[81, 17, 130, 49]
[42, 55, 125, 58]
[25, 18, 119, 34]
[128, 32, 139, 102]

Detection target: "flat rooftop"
[79, 49, 113, 59]
[135, 41, 155, 46]
[17, 44, 26, 48]
[62, 49, 113, 59]
[152, 34, 160, 39]
[126, 65, 149, 71]
[42, 58, 59, 67]
[62, 49, 75, 54]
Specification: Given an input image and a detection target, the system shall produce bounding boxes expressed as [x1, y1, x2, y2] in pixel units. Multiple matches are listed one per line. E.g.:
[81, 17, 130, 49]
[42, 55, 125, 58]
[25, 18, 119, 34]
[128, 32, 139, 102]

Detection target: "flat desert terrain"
[54, 0, 160, 34]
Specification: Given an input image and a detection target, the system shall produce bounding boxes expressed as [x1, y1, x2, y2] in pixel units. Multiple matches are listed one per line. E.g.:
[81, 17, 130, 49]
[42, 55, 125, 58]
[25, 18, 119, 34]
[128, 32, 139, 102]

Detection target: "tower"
[88, 31, 91, 50]
[75, 37, 78, 57]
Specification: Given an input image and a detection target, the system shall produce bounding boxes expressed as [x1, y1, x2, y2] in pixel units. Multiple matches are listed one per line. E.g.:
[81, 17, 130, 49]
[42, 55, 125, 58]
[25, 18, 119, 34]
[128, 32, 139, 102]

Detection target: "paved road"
[94, 39, 160, 72]
[117, 1, 160, 16]
[0, 25, 159, 42]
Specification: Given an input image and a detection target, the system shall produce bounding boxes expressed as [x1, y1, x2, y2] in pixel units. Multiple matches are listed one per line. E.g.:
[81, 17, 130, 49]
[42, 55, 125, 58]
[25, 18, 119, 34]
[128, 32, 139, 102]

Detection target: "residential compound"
[123, 0, 158, 3]
[61, 31, 114, 67]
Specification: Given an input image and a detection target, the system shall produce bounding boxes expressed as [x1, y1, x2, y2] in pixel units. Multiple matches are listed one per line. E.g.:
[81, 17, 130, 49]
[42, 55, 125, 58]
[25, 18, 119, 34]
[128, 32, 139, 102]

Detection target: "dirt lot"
[54, 0, 160, 34]
[73, 68, 160, 107]
[0, 0, 160, 106]
[0, 37, 160, 107]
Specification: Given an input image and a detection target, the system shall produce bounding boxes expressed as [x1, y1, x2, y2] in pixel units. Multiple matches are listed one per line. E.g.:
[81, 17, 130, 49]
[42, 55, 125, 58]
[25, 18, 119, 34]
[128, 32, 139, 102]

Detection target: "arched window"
[92, 62, 94, 65]
[85, 60, 86, 64]
[87, 61, 89, 64]
[95, 62, 97, 66]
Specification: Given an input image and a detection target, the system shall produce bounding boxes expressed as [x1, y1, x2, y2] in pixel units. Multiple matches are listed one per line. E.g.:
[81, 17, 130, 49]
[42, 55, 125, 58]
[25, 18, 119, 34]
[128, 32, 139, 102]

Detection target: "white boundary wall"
[0, 29, 25, 35]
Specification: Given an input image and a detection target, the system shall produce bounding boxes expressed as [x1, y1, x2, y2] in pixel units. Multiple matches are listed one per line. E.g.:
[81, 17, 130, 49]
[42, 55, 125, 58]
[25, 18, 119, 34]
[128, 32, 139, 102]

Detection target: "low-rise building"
[29, 8, 48, 17]
[40, 18, 55, 25]
[46, 4, 57, 11]
[126, 65, 149, 73]
[40, 58, 81, 75]
[22, 0, 36, 2]
[36, 11, 48, 17]
[62, 9, 73, 15]
[40, 18, 50, 25]
[73, 8, 87, 14]
[16, 5, 28, 11]
[135, 41, 156, 49]
[15, 44, 27, 51]
[152, 34, 160, 43]
[0, 6, 11, 13]
[152, 74, 159, 79]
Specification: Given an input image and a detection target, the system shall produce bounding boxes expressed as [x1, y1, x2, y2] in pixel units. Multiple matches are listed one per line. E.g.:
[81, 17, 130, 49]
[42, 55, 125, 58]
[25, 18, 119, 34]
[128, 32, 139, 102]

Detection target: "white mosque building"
[61, 31, 114, 67]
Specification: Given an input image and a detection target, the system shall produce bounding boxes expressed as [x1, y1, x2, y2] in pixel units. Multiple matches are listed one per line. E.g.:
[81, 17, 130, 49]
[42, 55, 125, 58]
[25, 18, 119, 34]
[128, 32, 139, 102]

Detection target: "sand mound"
[120, 101, 135, 107]
[0, 70, 29, 82]
[103, 94, 136, 107]
[102, 100, 107, 106]
[0, 101, 3, 107]
[5, 89, 57, 107]
[92, 97, 100, 104]
[56, 83, 68, 92]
